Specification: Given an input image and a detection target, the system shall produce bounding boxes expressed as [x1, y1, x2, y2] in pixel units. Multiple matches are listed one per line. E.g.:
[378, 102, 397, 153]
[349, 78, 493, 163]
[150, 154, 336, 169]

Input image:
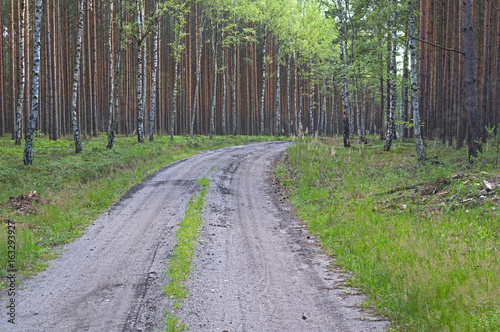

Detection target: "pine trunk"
[0, 4, 4, 137]
[23, 0, 43, 164]
[462, 0, 481, 161]
[149, 1, 158, 142]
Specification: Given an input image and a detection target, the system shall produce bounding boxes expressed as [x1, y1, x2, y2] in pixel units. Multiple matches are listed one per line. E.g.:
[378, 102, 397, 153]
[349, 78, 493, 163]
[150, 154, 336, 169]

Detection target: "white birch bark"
[209, 23, 218, 140]
[71, 0, 85, 153]
[222, 31, 227, 136]
[260, 26, 267, 135]
[337, 1, 350, 147]
[409, 0, 425, 161]
[286, 53, 291, 136]
[136, 0, 144, 143]
[309, 58, 314, 135]
[107, 0, 115, 146]
[15, 0, 25, 145]
[23, 0, 42, 164]
[275, 45, 281, 136]
[384, 2, 397, 152]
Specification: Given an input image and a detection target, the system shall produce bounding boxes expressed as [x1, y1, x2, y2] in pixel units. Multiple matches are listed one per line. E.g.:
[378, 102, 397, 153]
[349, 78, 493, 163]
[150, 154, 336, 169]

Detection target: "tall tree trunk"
[136, 0, 144, 143]
[222, 32, 227, 136]
[149, 0, 159, 142]
[494, 0, 500, 136]
[0, 3, 5, 137]
[481, 0, 491, 141]
[462, 0, 481, 161]
[23, 0, 43, 164]
[107, 0, 115, 146]
[294, 53, 299, 134]
[409, 0, 425, 161]
[321, 79, 326, 136]
[260, 26, 267, 135]
[275, 45, 281, 136]
[361, 85, 366, 141]
[309, 59, 314, 135]
[384, 2, 397, 152]
[286, 53, 291, 136]
[10, 0, 16, 139]
[209, 24, 218, 140]
[14, 0, 25, 145]
[337, 1, 350, 147]
[191, 16, 204, 139]
[70, 0, 85, 153]
[91, 0, 98, 137]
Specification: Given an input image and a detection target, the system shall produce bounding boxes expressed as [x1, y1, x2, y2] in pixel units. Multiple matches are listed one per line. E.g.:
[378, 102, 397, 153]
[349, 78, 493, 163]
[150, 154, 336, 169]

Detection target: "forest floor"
[0, 139, 388, 331]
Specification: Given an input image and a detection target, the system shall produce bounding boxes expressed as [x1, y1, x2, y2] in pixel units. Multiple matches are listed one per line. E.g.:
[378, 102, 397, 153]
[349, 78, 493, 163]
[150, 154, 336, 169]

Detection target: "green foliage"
[278, 136, 500, 331]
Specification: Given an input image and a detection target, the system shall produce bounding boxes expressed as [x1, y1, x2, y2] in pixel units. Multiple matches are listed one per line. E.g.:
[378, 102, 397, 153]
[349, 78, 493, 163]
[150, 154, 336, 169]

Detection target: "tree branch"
[409, 35, 465, 55]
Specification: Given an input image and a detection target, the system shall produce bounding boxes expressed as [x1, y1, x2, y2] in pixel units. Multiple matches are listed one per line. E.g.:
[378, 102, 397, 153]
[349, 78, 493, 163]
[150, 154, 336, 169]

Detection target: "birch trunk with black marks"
[232, 5, 237, 136]
[23, 0, 42, 164]
[294, 53, 299, 135]
[149, 0, 158, 142]
[71, 0, 85, 153]
[409, 0, 425, 161]
[14, 0, 25, 145]
[361, 85, 366, 141]
[260, 26, 267, 135]
[107, 0, 123, 149]
[299, 72, 303, 134]
[330, 75, 335, 136]
[136, 0, 144, 143]
[321, 79, 326, 136]
[383, 3, 397, 152]
[191, 18, 204, 139]
[107, 0, 115, 146]
[275, 45, 281, 136]
[286, 54, 291, 136]
[337, 1, 350, 147]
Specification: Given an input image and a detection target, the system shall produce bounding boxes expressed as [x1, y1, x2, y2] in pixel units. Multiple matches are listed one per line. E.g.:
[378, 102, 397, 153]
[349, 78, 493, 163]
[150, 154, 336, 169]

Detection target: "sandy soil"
[1, 141, 388, 331]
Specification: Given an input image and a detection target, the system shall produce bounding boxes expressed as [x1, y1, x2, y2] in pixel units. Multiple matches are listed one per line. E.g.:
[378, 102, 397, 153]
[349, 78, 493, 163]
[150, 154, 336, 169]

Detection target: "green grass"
[276, 135, 500, 331]
[163, 177, 210, 331]
[0, 133, 285, 286]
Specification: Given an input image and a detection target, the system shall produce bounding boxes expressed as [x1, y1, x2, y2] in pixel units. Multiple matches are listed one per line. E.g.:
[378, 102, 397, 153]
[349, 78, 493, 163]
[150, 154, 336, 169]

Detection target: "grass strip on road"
[276, 135, 500, 331]
[163, 177, 210, 332]
[0, 134, 284, 287]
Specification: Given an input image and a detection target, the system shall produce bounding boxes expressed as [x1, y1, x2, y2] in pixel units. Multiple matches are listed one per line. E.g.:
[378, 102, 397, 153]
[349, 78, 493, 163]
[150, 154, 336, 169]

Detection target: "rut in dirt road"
[1, 141, 388, 332]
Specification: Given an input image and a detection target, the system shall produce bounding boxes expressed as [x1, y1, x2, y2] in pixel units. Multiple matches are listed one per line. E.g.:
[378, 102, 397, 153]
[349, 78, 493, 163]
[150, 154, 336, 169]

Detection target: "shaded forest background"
[0, 0, 499, 156]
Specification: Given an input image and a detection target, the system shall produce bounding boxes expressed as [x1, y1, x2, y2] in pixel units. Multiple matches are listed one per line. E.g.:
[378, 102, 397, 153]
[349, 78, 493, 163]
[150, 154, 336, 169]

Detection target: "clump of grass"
[0, 134, 283, 287]
[277, 135, 500, 331]
[163, 177, 209, 331]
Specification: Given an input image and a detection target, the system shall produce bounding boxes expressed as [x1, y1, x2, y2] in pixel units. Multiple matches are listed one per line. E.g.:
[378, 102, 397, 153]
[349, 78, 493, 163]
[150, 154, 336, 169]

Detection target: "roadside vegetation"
[276, 135, 500, 331]
[163, 177, 210, 332]
[0, 134, 284, 287]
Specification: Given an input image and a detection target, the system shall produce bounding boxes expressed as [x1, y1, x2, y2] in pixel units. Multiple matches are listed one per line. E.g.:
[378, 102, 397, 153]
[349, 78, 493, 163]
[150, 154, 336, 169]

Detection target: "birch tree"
[337, 1, 350, 147]
[383, 1, 397, 152]
[190, 16, 205, 139]
[71, 0, 85, 154]
[136, 0, 145, 143]
[408, 0, 425, 161]
[149, 0, 159, 142]
[23, 0, 42, 165]
[14, 0, 26, 145]
[260, 25, 267, 135]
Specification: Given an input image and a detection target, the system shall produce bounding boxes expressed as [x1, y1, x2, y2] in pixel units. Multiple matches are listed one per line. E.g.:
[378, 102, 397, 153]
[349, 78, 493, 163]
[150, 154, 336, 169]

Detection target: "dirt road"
[1, 141, 388, 331]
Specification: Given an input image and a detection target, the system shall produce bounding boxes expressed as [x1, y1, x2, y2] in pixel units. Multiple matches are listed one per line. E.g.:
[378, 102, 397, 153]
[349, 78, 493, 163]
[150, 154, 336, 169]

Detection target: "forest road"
[1, 141, 388, 332]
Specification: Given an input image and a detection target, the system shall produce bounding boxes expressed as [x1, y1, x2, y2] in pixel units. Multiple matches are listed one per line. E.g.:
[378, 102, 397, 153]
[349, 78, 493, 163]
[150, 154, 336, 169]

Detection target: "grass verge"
[0, 134, 284, 287]
[163, 177, 210, 332]
[276, 135, 500, 331]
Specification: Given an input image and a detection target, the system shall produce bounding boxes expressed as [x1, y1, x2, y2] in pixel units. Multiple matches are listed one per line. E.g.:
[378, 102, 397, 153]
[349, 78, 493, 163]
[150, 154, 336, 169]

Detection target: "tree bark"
[136, 0, 144, 143]
[149, 0, 159, 142]
[409, 0, 425, 161]
[461, 0, 481, 161]
[191, 17, 204, 139]
[71, 0, 85, 153]
[0, 3, 5, 137]
[14, 0, 25, 145]
[209, 24, 218, 140]
[275, 45, 281, 136]
[107, 0, 115, 146]
[337, 1, 350, 147]
[384, 2, 397, 152]
[260, 26, 267, 135]
[23, 0, 43, 164]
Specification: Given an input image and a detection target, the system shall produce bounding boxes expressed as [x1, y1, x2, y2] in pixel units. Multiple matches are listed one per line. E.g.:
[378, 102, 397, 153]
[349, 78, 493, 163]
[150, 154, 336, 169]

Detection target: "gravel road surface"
[1, 141, 388, 331]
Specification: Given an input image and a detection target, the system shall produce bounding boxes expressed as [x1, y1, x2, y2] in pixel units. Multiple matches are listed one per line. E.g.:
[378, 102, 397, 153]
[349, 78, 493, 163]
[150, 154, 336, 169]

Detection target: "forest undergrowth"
[0, 134, 284, 288]
[276, 135, 500, 331]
